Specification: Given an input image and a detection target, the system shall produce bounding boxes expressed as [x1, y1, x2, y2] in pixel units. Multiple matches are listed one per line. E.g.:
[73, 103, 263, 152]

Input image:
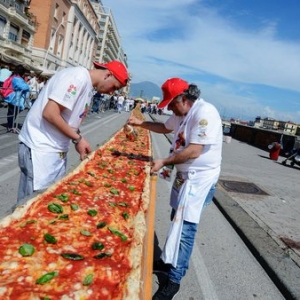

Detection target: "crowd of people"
[1, 60, 223, 300]
[0, 65, 48, 133]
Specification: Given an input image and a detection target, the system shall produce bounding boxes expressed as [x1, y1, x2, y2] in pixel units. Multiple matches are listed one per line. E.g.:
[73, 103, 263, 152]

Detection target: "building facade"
[0, 0, 36, 69]
[0, 0, 129, 91]
[29, 0, 100, 75]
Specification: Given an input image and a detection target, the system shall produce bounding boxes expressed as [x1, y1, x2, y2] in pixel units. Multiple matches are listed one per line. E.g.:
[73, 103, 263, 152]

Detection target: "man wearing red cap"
[17, 61, 128, 203]
[128, 77, 223, 300]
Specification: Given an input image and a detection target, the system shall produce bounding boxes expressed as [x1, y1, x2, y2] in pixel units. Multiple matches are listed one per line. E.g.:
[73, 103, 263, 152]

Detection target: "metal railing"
[0, 89, 39, 134]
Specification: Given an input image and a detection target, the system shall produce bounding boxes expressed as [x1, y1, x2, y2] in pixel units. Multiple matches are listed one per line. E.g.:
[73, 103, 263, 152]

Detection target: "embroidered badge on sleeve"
[64, 84, 78, 101]
[197, 119, 208, 138]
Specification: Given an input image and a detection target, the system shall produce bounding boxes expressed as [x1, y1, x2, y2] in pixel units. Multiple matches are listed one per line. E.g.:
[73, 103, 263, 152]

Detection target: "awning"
[0, 52, 42, 75]
[38, 67, 56, 77]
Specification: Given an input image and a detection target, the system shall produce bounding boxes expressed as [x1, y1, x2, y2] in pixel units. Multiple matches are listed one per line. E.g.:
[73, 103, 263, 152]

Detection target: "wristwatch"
[72, 134, 82, 144]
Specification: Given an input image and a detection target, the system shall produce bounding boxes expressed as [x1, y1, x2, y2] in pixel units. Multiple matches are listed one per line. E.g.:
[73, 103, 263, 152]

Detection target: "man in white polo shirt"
[127, 77, 223, 300]
[17, 60, 129, 203]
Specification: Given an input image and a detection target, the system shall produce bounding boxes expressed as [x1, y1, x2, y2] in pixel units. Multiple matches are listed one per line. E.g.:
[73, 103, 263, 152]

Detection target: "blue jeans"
[168, 183, 217, 284]
[17, 142, 34, 202]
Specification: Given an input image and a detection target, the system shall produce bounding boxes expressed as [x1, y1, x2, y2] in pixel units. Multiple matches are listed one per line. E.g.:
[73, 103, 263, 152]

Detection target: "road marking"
[0, 155, 18, 167]
[192, 243, 219, 300]
[0, 139, 19, 150]
[0, 167, 19, 182]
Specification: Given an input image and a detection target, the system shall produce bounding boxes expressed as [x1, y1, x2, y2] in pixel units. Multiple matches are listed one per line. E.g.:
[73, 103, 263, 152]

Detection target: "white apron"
[161, 167, 220, 267]
[31, 149, 67, 191]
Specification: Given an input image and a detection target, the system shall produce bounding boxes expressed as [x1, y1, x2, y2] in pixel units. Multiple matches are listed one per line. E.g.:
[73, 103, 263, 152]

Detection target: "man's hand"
[74, 137, 92, 160]
[127, 116, 143, 126]
[151, 158, 166, 174]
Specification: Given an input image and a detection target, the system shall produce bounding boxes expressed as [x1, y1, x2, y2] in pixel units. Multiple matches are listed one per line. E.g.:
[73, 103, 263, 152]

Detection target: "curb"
[213, 188, 300, 300]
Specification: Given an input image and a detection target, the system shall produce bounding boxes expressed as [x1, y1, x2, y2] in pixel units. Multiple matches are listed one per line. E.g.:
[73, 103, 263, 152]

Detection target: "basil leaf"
[83, 274, 94, 286]
[55, 193, 69, 202]
[110, 188, 119, 195]
[71, 203, 79, 211]
[58, 214, 69, 220]
[20, 219, 37, 228]
[44, 233, 57, 244]
[69, 189, 81, 195]
[91, 242, 104, 250]
[36, 271, 58, 285]
[80, 230, 92, 236]
[108, 226, 127, 242]
[48, 203, 63, 214]
[96, 221, 106, 229]
[84, 180, 93, 187]
[93, 252, 112, 259]
[88, 209, 97, 217]
[122, 212, 129, 220]
[61, 253, 84, 260]
[19, 243, 35, 256]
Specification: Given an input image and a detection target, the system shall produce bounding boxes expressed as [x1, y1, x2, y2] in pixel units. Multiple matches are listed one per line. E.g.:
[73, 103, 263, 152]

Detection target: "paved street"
[0, 107, 299, 299]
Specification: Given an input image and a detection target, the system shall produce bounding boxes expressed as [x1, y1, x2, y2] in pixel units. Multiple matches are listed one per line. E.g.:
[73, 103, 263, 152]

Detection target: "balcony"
[7, 7, 35, 29]
[3, 38, 26, 54]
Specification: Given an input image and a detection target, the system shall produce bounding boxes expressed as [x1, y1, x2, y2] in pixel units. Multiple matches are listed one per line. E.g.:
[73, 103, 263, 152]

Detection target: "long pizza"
[0, 109, 153, 299]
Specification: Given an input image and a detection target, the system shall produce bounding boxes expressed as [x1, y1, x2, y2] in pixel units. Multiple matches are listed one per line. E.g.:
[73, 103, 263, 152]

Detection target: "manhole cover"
[219, 180, 269, 195]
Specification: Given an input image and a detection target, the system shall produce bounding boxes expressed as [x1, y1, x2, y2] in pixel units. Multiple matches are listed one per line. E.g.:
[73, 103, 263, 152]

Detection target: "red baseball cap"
[93, 60, 129, 87]
[157, 78, 189, 109]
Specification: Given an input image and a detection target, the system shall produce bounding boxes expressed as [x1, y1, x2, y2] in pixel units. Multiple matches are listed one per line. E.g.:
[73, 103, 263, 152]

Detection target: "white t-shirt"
[19, 67, 94, 152]
[164, 98, 223, 172]
[117, 95, 124, 105]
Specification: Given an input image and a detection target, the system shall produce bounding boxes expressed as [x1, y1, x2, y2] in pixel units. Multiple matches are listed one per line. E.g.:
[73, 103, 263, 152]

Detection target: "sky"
[102, 0, 300, 122]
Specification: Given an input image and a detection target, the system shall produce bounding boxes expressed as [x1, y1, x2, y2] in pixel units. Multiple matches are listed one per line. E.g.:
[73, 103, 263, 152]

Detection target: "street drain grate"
[219, 180, 269, 195]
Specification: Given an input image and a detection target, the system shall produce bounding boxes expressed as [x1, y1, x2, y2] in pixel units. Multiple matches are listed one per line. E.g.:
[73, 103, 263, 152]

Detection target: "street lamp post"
[42, 20, 70, 70]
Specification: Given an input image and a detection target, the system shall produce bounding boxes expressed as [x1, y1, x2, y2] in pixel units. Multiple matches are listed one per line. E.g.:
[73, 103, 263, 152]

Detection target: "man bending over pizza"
[17, 60, 129, 202]
[127, 78, 223, 300]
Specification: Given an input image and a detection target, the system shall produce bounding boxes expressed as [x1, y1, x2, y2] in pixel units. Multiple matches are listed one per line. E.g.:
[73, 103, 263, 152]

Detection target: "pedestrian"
[127, 77, 223, 300]
[17, 60, 128, 202]
[3, 65, 30, 133]
[28, 72, 39, 106]
[0, 65, 12, 87]
[117, 93, 124, 113]
[91, 92, 102, 113]
[124, 96, 130, 112]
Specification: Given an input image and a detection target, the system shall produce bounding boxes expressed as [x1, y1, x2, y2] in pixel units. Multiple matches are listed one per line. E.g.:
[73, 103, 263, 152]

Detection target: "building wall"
[30, 0, 99, 72]
[0, 0, 36, 67]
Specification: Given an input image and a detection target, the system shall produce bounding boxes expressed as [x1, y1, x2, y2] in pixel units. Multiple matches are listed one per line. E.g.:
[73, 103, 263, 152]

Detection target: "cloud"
[103, 0, 300, 122]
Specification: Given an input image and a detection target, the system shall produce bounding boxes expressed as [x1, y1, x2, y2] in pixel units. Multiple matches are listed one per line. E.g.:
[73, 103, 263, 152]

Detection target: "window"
[62, 12, 66, 25]
[54, 3, 59, 20]
[57, 34, 64, 56]
[49, 28, 56, 52]
[0, 15, 6, 36]
[9, 23, 19, 42]
[21, 29, 30, 46]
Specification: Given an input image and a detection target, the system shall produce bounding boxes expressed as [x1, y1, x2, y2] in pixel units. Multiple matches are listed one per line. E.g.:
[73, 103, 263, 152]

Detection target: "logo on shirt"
[198, 119, 208, 138]
[67, 84, 77, 96]
[175, 131, 185, 150]
[199, 119, 208, 126]
[79, 103, 90, 120]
